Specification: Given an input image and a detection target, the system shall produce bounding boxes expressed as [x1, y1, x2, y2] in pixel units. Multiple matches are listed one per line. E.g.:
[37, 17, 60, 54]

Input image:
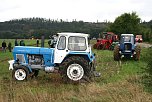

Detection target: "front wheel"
[12, 65, 29, 81]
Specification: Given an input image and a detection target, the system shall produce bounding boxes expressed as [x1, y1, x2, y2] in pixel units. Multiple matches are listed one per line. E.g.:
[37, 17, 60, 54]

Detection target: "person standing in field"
[2, 40, 7, 52]
[15, 39, 18, 46]
[20, 40, 25, 46]
[19, 40, 22, 46]
[36, 39, 39, 47]
[8, 42, 12, 52]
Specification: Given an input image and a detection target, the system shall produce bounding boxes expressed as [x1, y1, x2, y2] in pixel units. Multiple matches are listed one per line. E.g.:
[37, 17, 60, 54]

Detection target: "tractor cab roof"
[121, 34, 134, 36]
[57, 32, 89, 37]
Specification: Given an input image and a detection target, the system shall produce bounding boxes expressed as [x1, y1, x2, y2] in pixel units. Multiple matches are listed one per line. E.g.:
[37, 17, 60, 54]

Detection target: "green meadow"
[0, 39, 151, 102]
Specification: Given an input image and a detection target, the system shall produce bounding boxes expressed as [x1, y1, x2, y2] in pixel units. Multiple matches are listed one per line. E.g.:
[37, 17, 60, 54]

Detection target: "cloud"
[0, 0, 151, 22]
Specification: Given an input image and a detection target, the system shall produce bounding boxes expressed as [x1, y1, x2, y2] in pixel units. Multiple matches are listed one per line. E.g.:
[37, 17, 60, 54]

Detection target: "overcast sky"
[0, 0, 151, 22]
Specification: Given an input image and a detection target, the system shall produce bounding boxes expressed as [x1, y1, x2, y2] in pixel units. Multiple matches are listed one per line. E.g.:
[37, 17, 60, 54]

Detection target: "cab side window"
[68, 36, 86, 51]
[57, 36, 66, 50]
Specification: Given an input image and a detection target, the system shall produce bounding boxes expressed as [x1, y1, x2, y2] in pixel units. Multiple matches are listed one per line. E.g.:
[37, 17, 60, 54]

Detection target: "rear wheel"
[102, 43, 107, 50]
[114, 45, 121, 61]
[97, 44, 102, 50]
[67, 63, 84, 81]
[12, 65, 29, 81]
[60, 56, 90, 83]
[134, 45, 141, 61]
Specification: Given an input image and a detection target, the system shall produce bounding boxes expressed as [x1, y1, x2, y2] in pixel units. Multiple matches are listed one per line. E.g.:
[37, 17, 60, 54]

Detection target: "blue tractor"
[8, 33, 100, 83]
[113, 34, 141, 61]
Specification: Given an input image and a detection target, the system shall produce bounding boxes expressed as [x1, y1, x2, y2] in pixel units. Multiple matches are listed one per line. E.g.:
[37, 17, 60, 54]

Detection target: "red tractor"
[93, 32, 118, 50]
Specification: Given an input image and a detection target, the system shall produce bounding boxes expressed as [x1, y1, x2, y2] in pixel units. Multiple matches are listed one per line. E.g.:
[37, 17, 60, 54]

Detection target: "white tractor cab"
[9, 32, 100, 83]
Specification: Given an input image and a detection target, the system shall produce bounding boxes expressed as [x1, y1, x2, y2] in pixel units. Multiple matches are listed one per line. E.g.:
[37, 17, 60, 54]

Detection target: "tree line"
[0, 18, 108, 39]
[0, 12, 151, 42]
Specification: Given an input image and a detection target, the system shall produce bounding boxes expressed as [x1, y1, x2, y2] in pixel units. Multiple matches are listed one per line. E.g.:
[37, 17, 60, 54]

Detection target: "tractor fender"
[14, 63, 33, 73]
[61, 52, 95, 64]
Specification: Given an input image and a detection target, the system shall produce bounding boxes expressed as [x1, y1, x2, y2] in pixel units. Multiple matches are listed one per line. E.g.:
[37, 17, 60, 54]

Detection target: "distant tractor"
[8, 33, 100, 83]
[93, 32, 118, 50]
[135, 35, 143, 43]
[114, 34, 141, 61]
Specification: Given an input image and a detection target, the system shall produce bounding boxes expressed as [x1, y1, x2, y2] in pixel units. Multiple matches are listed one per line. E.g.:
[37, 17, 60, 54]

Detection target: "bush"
[142, 48, 152, 92]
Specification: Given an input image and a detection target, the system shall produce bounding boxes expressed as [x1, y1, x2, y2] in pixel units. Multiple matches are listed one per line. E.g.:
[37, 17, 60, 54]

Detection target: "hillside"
[0, 18, 109, 39]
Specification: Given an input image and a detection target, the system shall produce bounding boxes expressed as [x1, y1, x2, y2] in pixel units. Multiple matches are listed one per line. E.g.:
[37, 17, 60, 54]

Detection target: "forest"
[0, 13, 152, 42]
[0, 18, 109, 39]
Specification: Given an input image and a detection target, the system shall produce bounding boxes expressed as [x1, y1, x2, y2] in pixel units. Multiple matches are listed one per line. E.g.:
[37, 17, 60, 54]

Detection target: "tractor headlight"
[134, 51, 136, 54]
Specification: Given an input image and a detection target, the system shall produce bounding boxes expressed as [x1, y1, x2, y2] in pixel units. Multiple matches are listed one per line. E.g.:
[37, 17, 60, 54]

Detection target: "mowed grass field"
[0, 39, 152, 102]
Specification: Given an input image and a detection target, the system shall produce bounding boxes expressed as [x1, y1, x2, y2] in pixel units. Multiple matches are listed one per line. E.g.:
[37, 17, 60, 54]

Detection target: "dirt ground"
[136, 42, 152, 48]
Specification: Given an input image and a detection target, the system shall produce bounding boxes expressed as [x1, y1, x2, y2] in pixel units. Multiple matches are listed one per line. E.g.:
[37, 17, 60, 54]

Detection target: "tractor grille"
[16, 54, 25, 63]
[124, 43, 132, 51]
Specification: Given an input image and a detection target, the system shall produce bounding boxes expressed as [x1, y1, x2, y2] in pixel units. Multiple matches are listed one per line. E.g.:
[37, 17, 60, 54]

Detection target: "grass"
[0, 39, 49, 48]
[0, 39, 152, 102]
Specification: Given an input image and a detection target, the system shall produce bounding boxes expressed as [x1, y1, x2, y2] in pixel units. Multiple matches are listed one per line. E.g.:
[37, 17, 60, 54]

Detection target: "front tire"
[60, 56, 90, 83]
[12, 65, 29, 81]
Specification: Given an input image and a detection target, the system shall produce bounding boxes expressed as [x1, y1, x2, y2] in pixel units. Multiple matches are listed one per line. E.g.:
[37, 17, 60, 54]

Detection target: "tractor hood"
[101, 39, 108, 44]
[13, 46, 54, 55]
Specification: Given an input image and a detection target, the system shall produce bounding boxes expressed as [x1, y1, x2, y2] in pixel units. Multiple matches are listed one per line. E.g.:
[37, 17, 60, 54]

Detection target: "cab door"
[54, 36, 68, 63]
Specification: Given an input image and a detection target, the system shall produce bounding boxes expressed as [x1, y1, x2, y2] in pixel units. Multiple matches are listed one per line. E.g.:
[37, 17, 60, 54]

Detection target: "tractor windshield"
[121, 35, 134, 43]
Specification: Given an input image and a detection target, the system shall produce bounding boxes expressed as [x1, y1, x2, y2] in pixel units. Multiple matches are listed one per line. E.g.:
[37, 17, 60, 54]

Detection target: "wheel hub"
[19, 72, 23, 76]
[73, 69, 78, 75]
[67, 64, 84, 81]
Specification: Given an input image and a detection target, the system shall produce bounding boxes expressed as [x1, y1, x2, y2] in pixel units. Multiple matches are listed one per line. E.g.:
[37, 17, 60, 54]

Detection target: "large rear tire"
[102, 43, 107, 50]
[114, 45, 121, 61]
[97, 44, 102, 50]
[12, 65, 29, 81]
[60, 56, 90, 83]
[134, 45, 141, 61]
